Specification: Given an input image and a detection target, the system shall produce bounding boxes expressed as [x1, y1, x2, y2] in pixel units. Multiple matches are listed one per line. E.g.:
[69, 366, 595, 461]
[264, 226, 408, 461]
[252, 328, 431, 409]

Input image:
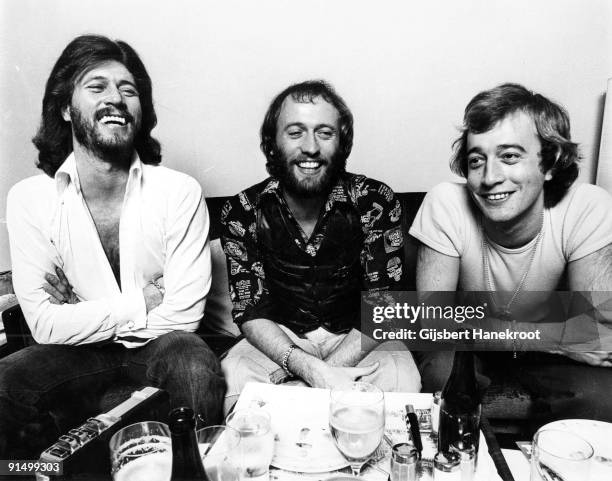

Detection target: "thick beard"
[70, 106, 135, 165]
[275, 152, 345, 199]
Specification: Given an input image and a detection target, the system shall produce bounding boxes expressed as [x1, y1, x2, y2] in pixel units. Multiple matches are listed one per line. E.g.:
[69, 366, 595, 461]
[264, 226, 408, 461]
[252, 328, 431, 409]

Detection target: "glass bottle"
[437, 351, 481, 456]
[169, 407, 208, 481]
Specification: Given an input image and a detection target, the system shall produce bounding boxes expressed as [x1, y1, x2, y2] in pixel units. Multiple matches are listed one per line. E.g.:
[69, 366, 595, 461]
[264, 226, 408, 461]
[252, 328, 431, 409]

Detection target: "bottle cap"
[391, 442, 418, 464]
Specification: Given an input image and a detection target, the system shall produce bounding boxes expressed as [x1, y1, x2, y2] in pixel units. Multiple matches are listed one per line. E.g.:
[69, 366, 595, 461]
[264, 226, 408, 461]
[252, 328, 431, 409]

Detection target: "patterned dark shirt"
[220, 173, 405, 329]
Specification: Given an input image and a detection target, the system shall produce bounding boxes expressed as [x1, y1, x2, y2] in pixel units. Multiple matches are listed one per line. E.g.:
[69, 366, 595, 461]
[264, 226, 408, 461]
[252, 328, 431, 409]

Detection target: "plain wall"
[1, 0, 611, 270]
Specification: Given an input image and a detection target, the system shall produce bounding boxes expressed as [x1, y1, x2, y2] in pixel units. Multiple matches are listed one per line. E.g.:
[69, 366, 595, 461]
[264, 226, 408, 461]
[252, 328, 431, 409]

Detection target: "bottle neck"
[171, 428, 200, 451]
[169, 408, 207, 480]
[441, 350, 480, 410]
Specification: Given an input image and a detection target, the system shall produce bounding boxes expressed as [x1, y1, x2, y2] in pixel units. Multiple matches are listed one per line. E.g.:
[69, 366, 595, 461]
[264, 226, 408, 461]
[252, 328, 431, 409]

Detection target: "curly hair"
[32, 34, 161, 177]
[260, 80, 353, 177]
[451, 83, 579, 207]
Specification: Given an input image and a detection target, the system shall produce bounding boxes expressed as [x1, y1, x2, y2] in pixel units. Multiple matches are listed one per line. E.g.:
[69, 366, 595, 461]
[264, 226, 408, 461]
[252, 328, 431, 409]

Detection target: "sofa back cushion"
[203, 239, 240, 336]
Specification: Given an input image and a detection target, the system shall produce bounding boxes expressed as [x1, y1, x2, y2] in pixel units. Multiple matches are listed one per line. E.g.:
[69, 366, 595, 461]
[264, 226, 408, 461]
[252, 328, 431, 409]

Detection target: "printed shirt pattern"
[220, 173, 405, 328]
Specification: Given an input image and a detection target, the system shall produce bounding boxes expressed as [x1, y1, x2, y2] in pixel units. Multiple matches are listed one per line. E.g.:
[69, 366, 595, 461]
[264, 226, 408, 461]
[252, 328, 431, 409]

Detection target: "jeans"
[0, 331, 226, 458]
[221, 326, 422, 415]
[415, 350, 612, 423]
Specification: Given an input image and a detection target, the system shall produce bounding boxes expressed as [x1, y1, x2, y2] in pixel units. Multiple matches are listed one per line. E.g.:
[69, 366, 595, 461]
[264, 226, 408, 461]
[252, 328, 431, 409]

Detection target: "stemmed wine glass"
[329, 382, 385, 477]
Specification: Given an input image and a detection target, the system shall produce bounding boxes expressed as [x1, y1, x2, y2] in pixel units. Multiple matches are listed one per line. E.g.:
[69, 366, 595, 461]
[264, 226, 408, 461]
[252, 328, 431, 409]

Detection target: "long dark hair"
[451, 83, 579, 207]
[33, 34, 161, 177]
[260, 80, 353, 177]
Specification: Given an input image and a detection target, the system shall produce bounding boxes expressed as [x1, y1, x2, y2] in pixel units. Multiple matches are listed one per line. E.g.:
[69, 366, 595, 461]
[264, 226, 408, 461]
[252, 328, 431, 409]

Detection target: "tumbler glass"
[109, 421, 172, 481]
[226, 408, 274, 481]
[530, 428, 593, 481]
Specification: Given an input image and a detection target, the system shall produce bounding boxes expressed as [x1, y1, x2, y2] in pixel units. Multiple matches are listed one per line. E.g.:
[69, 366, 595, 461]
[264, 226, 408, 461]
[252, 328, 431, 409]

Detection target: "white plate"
[540, 419, 612, 480]
[270, 424, 349, 473]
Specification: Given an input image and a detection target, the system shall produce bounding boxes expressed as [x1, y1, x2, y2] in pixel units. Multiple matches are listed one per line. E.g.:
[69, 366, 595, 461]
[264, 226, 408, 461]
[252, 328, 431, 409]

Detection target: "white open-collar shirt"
[7, 153, 211, 347]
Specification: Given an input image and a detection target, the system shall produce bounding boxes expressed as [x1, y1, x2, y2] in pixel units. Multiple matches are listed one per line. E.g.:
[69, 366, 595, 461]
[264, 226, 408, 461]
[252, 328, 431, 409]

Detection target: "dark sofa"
[1, 193, 534, 439]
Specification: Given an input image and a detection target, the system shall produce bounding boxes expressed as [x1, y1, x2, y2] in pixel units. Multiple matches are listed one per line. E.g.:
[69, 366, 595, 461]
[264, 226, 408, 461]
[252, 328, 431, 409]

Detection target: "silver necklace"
[481, 211, 544, 356]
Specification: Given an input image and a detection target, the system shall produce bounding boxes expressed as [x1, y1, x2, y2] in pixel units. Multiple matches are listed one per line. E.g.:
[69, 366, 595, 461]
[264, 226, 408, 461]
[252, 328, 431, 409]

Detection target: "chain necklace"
[481, 211, 544, 357]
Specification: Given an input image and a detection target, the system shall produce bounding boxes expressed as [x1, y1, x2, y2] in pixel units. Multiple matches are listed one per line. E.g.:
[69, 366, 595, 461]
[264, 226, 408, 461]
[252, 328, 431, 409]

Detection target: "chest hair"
[87, 199, 122, 289]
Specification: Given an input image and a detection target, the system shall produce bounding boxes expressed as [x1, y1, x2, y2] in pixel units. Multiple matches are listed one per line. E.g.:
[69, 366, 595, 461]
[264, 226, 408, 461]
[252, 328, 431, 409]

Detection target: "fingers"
[44, 267, 76, 304]
[42, 282, 67, 304]
[354, 362, 380, 378]
[55, 266, 70, 287]
[45, 272, 70, 297]
[143, 282, 164, 313]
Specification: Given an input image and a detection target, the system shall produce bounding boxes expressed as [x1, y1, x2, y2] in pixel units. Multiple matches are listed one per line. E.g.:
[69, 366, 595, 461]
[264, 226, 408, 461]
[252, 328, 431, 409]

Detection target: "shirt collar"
[55, 151, 142, 196]
[257, 175, 351, 214]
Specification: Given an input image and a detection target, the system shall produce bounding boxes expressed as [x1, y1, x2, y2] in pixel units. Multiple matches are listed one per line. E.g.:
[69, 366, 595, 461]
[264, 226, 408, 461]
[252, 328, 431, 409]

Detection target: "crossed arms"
[6, 174, 211, 345]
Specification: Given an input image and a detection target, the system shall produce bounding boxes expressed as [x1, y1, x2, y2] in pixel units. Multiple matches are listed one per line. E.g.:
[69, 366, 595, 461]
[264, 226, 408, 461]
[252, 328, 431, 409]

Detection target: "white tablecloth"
[236, 382, 503, 481]
[502, 449, 530, 480]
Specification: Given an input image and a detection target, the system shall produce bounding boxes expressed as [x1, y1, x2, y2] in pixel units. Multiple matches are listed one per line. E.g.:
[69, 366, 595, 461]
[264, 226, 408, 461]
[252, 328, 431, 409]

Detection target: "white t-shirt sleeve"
[408, 182, 467, 258]
[562, 184, 612, 262]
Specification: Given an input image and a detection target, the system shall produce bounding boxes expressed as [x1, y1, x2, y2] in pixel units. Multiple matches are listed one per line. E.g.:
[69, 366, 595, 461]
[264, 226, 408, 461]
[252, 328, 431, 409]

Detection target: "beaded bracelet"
[281, 344, 299, 376]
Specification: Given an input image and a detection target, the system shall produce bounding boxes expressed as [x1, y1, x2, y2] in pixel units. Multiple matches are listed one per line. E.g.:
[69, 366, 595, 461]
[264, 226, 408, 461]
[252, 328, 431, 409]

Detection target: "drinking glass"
[197, 425, 242, 481]
[530, 428, 594, 481]
[109, 421, 172, 481]
[329, 382, 385, 477]
[226, 408, 274, 481]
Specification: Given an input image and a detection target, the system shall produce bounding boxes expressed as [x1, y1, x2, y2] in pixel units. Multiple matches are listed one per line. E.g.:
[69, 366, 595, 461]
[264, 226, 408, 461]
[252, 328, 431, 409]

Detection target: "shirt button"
[127, 321, 135, 329]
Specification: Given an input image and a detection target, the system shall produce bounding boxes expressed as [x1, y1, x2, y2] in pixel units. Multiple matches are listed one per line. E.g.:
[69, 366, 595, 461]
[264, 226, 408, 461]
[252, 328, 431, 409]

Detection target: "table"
[500, 419, 612, 481]
[502, 449, 530, 480]
[234, 382, 513, 481]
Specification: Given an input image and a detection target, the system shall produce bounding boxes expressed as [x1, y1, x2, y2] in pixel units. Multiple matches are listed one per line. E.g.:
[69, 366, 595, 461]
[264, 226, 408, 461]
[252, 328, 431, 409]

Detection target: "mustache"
[95, 106, 135, 124]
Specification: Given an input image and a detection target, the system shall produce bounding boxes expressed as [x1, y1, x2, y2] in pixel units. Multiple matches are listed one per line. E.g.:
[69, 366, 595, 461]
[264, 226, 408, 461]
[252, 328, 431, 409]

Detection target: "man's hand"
[324, 328, 378, 367]
[143, 275, 165, 313]
[43, 266, 79, 304]
[306, 361, 380, 390]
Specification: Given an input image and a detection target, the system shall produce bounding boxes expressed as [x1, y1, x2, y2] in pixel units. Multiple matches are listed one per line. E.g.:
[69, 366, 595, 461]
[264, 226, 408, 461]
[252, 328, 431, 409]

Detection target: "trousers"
[0, 331, 225, 458]
[221, 326, 421, 414]
[416, 350, 612, 424]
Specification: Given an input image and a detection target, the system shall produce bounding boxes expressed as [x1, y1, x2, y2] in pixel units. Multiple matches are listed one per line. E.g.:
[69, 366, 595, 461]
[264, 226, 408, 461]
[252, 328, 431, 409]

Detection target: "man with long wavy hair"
[220, 80, 421, 413]
[2, 35, 225, 457]
[411, 83, 612, 421]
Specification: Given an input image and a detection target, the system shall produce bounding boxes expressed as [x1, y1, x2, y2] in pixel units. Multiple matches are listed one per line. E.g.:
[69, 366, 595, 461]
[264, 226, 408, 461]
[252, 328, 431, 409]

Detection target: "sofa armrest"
[1, 303, 34, 356]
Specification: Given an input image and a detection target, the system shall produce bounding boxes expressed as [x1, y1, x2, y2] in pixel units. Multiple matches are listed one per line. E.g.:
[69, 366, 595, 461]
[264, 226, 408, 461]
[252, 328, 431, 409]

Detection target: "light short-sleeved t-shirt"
[410, 182, 612, 290]
[409, 182, 612, 327]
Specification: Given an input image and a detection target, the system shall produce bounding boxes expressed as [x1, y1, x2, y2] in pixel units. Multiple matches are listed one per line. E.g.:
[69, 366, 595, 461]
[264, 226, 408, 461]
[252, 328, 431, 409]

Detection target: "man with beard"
[1, 35, 225, 457]
[220, 80, 421, 413]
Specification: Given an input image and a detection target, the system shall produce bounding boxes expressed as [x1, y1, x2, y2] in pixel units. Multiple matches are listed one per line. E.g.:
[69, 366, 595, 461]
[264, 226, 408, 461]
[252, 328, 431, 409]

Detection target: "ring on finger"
[152, 278, 165, 296]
